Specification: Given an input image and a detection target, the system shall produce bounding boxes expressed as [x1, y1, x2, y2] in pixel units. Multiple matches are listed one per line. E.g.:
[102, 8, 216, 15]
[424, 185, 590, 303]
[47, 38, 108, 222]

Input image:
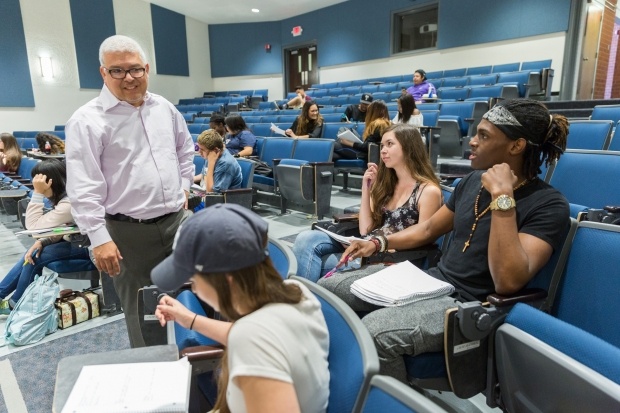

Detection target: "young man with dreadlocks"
[317, 98, 571, 382]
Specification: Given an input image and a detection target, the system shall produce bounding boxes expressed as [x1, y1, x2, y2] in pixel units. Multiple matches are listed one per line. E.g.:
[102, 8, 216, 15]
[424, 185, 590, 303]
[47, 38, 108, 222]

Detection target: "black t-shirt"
[290, 118, 323, 139]
[343, 104, 366, 122]
[429, 170, 569, 301]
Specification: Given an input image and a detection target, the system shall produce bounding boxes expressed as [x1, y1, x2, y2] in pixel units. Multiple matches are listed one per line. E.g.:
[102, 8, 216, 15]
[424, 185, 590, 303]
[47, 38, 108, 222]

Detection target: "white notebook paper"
[314, 225, 365, 245]
[351, 261, 455, 307]
[337, 129, 363, 143]
[61, 357, 191, 413]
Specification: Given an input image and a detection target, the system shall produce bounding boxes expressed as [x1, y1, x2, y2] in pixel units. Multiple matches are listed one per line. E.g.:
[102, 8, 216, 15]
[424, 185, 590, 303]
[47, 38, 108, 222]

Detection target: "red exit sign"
[291, 26, 303, 37]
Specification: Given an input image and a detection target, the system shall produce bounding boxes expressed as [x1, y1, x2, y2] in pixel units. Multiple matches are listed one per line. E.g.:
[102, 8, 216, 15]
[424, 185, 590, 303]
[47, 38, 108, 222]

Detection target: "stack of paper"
[351, 261, 455, 307]
[60, 357, 191, 413]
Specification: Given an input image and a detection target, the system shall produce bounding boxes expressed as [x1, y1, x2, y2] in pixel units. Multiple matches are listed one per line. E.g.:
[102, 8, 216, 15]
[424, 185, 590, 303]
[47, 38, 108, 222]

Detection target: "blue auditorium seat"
[566, 120, 613, 150]
[465, 65, 492, 76]
[492, 62, 520, 73]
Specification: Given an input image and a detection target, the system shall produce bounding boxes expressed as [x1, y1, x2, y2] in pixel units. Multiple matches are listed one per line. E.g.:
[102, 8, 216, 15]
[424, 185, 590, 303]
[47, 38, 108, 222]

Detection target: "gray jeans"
[318, 264, 458, 382]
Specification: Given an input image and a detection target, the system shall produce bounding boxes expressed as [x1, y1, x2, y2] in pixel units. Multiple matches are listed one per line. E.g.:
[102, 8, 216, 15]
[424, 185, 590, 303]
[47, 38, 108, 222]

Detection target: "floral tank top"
[371, 182, 426, 237]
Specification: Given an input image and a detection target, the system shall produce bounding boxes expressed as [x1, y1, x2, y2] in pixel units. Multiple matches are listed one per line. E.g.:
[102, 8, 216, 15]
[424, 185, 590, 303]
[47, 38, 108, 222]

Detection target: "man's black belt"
[105, 212, 173, 224]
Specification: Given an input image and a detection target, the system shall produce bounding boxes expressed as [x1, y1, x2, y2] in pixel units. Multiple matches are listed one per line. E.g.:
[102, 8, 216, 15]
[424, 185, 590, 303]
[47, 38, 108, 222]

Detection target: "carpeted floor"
[0, 319, 130, 413]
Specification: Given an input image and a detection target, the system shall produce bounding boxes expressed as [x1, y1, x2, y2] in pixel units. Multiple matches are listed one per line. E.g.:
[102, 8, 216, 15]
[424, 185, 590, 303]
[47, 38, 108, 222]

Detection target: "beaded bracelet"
[369, 237, 381, 254]
[379, 235, 388, 253]
[189, 313, 198, 330]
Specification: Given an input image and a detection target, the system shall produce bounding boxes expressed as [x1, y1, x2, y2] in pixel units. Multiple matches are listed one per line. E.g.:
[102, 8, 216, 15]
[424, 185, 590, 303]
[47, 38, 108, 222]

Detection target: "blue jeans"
[0, 241, 90, 305]
[294, 230, 362, 282]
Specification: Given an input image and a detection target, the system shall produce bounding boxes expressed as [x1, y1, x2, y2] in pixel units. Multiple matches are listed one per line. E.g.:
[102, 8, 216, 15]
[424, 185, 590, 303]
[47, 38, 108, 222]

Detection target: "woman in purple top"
[405, 69, 435, 103]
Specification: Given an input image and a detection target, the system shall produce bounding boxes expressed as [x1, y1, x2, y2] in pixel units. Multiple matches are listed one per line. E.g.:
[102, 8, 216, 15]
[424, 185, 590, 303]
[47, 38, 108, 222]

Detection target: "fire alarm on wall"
[265, 43, 271, 51]
[292, 26, 303, 37]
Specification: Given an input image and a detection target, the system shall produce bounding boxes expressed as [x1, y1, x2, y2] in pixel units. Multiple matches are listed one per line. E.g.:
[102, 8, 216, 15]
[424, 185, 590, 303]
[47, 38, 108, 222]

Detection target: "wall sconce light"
[39, 56, 54, 79]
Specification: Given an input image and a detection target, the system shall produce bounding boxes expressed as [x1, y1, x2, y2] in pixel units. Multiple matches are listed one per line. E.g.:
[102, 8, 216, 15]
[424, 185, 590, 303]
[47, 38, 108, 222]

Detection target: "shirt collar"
[99, 84, 151, 112]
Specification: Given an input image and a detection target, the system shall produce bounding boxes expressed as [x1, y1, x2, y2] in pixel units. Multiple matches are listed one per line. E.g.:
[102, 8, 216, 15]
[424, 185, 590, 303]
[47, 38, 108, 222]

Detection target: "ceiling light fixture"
[251, 8, 259, 13]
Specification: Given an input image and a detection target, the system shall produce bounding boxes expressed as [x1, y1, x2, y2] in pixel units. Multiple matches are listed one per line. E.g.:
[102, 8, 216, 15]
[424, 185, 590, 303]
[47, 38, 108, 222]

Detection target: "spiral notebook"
[60, 357, 191, 413]
[350, 261, 455, 307]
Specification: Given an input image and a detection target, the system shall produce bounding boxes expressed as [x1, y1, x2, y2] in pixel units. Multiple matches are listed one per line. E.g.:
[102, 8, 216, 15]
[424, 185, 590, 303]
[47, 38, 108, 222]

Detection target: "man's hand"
[481, 163, 518, 198]
[93, 241, 123, 276]
[32, 173, 52, 194]
[24, 240, 43, 265]
[184, 189, 189, 209]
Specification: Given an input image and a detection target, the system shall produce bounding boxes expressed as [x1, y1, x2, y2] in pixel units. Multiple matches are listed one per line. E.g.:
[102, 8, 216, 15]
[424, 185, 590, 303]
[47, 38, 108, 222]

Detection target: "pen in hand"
[323, 254, 350, 279]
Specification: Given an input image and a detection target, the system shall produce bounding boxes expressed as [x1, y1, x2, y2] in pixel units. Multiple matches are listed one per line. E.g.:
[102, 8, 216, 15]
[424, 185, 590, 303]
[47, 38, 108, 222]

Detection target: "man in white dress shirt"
[65, 35, 194, 347]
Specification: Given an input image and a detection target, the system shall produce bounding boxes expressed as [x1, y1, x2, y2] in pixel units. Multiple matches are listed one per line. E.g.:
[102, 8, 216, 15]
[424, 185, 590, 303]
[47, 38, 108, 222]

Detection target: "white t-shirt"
[392, 113, 426, 143]
[226, 280, 330, 413]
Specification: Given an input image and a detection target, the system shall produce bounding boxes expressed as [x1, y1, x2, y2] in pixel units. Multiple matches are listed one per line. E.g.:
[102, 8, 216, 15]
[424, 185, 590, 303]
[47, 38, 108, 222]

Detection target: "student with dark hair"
[335, 100, 392, 161]
[284, 101, 324, 139]
[392, 93, 423, 130]
[153, 204, 329, 413]
[209, 114, 227, 137]
[341, 93, 374, 123]
[324, 99, 570, 383]
[0, 133, 22, 173]
[0, 160, 89, 314]
[224, 115, 256, 157]
[35, 132, 65, 154]
[193, 129, 242, 192]
[405, 69, 435, 103]
[281, 85, 311, 110]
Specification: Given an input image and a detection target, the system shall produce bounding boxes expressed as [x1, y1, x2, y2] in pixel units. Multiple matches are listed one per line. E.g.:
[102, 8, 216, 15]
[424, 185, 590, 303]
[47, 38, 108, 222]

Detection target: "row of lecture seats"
[201, 88, 268, 100]
[13, 130, 65, 140]
[309, 59, 552, 90]
[168, 209, 619, 412]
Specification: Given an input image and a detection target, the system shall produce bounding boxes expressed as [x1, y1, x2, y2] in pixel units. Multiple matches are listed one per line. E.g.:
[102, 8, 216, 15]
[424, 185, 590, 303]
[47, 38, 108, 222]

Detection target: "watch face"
[497, 195, 513, 210]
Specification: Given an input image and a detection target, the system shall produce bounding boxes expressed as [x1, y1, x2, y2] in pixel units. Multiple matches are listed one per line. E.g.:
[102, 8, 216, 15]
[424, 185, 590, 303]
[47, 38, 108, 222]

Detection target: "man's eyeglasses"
[104, 67, 146, 79]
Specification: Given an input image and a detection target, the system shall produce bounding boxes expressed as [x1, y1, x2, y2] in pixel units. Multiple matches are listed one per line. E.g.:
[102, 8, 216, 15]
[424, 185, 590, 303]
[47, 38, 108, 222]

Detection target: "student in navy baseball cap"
[152, 203, 329, 413]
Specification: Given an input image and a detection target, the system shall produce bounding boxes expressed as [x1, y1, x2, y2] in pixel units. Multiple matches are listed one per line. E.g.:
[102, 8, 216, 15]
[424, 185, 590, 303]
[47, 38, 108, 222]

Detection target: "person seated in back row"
[223, 115, 256, 158]
[341, 93, 373, 123]
[404, 69, 436, 103]
[281, 86, 312, 110]
[319, 99, 570, 383]
[35, 132, 65, 154]
[209, 113, 227, 137]
[334, 100, 391, 161]
[0, 133, 22, 173]
[193, 129, 242, 193]
[392, 93, 423, 130]
[284, 101, 324, 139]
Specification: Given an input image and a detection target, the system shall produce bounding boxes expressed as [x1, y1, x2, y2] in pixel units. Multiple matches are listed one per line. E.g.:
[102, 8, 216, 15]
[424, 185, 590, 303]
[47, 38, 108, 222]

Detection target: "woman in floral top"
[294, 124, 442, 282]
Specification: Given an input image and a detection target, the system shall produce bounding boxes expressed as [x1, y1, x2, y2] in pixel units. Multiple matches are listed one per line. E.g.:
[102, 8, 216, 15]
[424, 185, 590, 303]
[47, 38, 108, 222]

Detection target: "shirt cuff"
[30, 193, 45, 204]
[87, 225, 113, 249]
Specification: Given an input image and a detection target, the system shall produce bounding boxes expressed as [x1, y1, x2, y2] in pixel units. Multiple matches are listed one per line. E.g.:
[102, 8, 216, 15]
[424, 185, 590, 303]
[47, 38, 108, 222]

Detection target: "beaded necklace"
[462, 177, 532, 253]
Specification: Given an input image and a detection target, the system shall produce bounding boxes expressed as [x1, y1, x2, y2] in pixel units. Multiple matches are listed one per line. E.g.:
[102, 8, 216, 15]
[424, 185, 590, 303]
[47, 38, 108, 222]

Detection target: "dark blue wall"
[439, 0, 570, 48]
[70, 0, 116, 89]
[209, 0, 571, 78]
[151, 4, 189, 76]
[209, 22, 282, 77]
[0, 0, 34, 107]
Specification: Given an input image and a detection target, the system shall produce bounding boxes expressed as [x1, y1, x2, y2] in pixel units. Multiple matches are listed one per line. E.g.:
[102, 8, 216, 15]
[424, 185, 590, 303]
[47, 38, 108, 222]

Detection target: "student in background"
[334, 100, 391, 161]
[405, 69, 435, 103]
[392, 93, 424, 130]
[281, 86, 311, 110]
[153, 204, 329, 413]
[342, 93, 373, 123]
[224, 115, 256, 157]
[284, 101, 324, 139]
[0, 160, 89, 314]
[65, 35, 194, 348]
[193, 129, 242, 193]
[35, 132, 65, 154]
[209, 113, 227, 137]
[0, 133, 22, 173]
[294, 124, 442, 282]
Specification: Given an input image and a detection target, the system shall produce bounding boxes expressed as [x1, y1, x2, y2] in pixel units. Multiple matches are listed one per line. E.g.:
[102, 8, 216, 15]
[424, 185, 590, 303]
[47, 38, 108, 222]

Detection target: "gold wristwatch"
[490, 194, 516, 211]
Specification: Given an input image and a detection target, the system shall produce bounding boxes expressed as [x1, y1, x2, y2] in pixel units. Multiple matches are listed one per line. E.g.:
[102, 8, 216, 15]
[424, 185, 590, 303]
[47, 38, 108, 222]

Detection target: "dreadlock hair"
[498, 99, 568, 179]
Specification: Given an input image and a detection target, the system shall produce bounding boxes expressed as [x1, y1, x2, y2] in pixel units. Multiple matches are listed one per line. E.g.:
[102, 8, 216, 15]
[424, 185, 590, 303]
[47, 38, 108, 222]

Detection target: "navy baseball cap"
[360, 93, 373, 104]
[151, 204, 269, 291]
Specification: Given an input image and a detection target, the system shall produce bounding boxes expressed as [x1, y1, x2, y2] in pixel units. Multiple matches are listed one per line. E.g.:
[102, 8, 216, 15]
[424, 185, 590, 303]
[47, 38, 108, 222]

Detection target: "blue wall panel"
[209, 22, 281, 78]
[205, 0, 572, 78]
[151, 4, 189, 76]
[439, 0, 570, 49]
[70, 0, 116, 89]
[0, 0, 34, 107]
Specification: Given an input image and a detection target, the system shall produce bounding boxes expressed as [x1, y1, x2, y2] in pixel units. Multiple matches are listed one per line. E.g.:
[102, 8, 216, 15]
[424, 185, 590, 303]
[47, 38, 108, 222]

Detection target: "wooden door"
[577, 5, 602, 100]
[286, 45, 318, 94]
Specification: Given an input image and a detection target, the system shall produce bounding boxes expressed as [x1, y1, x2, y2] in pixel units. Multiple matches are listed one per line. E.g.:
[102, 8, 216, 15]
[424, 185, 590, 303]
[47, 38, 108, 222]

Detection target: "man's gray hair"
[99, 35, 148, 66]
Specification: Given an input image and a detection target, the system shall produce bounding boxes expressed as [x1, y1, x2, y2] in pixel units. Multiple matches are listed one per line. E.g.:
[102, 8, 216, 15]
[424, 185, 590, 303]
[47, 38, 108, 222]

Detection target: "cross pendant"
[462, 241, 470, 252]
